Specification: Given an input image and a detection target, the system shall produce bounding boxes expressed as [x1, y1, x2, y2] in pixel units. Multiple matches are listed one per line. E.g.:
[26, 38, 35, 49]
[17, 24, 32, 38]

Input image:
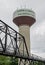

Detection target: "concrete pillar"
[19, 25, 30, 54]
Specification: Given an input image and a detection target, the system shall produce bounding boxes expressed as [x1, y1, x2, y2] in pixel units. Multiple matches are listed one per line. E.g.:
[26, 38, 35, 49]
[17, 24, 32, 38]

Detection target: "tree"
[0, 55, 11, 65]
[10, 57, 18, 65]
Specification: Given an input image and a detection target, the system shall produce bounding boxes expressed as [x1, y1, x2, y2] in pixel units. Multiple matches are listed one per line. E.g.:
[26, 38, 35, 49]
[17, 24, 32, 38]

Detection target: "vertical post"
[14, 32, 17, 55]
[0, 38, 4, 50]
[4, 25, 7, 52]
[23, 39, 24, 56]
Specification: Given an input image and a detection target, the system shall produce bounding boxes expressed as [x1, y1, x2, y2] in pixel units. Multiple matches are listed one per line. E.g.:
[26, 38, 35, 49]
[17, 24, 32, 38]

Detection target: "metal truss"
[0, 20, 29, 56]
[0, 20, 45, 65]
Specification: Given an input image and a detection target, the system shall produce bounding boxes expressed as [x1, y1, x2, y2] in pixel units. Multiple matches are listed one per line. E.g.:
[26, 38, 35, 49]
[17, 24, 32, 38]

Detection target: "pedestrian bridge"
[0, 20, 45, 65]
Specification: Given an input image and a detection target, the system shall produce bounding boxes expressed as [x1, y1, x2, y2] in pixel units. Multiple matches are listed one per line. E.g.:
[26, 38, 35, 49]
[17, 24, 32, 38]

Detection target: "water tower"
[13, 9, 36, 55]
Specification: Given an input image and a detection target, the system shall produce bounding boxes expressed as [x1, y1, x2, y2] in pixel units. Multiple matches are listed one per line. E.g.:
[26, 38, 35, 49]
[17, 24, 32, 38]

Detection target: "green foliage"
[30, 60, 45, 65]
[0, 55, 44, 65]
[0, 55, 11, 65]
[0, 55, 18, 65]
[10, 57, 18, 65]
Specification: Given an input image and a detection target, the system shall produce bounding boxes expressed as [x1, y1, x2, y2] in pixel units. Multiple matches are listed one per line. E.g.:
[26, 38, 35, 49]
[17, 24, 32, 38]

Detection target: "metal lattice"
[0, 20, 45, 65]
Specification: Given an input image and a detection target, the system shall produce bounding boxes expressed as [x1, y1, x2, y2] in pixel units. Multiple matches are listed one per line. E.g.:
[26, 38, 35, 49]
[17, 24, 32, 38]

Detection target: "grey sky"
[0, 0, 45, 58]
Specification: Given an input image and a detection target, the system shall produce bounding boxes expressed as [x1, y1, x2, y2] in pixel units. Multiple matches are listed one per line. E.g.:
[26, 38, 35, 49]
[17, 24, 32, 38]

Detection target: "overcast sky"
[0, 0, 45, 58]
